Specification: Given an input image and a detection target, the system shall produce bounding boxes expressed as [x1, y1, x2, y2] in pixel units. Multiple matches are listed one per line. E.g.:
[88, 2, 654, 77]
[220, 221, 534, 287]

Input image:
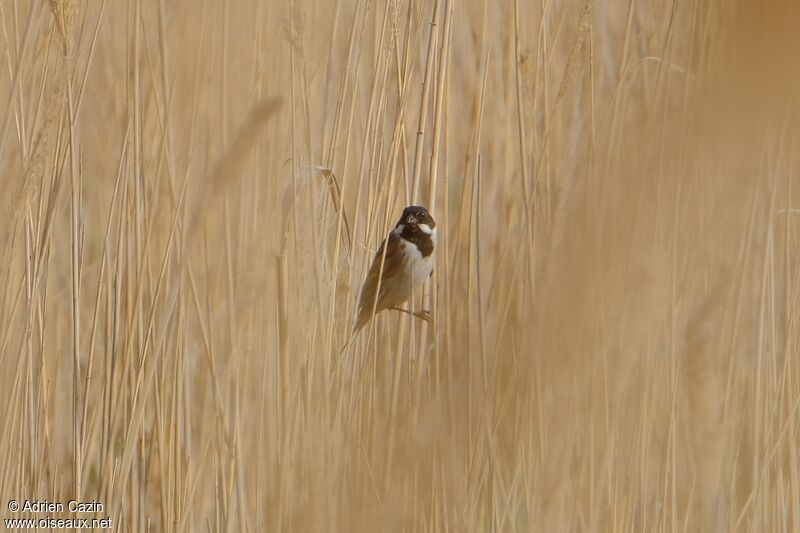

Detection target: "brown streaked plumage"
[354, 206, 437, 332]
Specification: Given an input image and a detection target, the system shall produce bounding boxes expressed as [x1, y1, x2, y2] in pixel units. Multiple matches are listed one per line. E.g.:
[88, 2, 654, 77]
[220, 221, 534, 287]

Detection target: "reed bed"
[0, 0, 798, 531]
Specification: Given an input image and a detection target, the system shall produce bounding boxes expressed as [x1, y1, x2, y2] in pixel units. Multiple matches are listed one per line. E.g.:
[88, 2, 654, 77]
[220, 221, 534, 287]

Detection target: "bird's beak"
[407, 215, 418, 224]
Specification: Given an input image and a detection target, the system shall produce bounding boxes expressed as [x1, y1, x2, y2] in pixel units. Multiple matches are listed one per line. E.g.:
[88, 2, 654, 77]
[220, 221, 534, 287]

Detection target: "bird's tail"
[352, 314, 367, 335]
[338, 307, 370, 357]
[337, 334, 354, 358]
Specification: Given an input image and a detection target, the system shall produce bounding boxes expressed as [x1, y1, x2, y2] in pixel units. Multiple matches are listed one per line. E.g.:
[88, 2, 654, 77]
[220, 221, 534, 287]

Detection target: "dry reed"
[0, 1, 798, 531]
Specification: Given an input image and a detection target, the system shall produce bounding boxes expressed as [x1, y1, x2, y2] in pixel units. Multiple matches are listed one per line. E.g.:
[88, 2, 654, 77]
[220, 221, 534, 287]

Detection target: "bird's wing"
[355, 232, 402, 330]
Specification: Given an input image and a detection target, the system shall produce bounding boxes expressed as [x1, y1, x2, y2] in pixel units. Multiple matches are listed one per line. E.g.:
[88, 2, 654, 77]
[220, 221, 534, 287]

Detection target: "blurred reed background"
[1, 0, 798, 531]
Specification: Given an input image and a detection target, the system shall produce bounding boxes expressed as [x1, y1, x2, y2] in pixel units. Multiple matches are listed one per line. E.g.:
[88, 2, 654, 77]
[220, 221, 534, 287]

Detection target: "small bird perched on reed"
[353, 205, 437, 332]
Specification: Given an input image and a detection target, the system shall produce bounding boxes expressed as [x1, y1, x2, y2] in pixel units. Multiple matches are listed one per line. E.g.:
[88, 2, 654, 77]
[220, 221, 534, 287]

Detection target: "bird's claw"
[390, 307, 431, 323]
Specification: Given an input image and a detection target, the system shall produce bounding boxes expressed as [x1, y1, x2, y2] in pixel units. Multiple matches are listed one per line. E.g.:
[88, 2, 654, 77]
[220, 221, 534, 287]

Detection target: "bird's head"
[397, 205, 436, 235]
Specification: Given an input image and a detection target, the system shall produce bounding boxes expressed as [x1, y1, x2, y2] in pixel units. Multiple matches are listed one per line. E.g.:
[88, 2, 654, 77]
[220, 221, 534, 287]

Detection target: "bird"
[353, 205, 437, 333]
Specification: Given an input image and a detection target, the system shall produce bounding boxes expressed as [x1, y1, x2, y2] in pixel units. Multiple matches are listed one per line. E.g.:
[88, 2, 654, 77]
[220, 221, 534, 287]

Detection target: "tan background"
[1, 0, 798, 531]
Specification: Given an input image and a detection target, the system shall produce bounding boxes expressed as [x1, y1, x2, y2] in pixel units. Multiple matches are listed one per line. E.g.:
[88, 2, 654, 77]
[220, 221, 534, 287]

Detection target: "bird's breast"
[399, 237, 435, 288]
